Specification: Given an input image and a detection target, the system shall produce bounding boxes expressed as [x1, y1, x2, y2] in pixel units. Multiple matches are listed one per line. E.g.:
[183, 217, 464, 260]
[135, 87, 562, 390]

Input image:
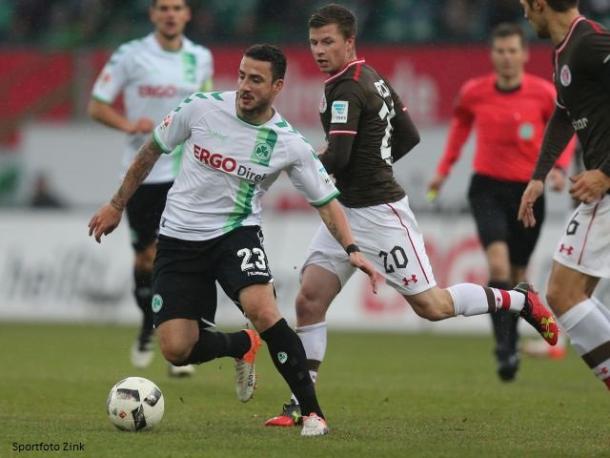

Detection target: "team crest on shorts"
[151, 294, 163, 313]
[560, 65, 572, 87]
[319, 93, 327, 113]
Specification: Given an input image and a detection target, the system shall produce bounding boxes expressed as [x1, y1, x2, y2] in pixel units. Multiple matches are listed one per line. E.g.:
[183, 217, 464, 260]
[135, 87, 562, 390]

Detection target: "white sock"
[289, 321, 327, 405]
[591, 296, 610, 323]
[558, 298, 610, 388]
[448, 283, 525, 316]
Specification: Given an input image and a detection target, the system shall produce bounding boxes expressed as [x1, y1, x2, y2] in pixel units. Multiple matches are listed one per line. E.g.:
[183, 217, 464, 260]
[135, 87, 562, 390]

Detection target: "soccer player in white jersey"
[88, 0, 213, 376]
[88, 44, 379, 437]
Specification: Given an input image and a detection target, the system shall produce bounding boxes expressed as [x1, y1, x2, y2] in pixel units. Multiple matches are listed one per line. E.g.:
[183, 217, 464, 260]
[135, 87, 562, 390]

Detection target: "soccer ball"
[106, 377, 165, 431]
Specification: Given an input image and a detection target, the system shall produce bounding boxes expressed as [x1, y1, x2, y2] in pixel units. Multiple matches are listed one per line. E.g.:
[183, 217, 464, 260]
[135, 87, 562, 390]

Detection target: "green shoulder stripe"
[153, 130, 172, 154]
[91, 94, 112, 104]
[311, 190, 340, 208]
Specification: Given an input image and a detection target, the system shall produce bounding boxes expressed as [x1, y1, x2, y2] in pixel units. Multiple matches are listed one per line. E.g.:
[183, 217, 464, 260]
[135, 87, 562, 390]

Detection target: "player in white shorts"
[518, 0, 610, 392]
[88, 0, 213, 376]
[304, 196, 434, 296]
[553, 198, 610, 279]
[265, 4, 560, 427]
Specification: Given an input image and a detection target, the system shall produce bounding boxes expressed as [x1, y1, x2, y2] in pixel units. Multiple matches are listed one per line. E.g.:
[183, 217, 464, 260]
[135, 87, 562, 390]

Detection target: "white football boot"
[301, 413, 329, 437]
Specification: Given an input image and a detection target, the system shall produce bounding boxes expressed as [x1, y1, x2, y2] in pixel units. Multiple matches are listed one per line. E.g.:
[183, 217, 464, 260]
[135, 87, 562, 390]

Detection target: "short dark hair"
[526, 0, 579, 12]
[308, 4, 357, 39]
[491, 23, 527, 48]
[244, 44, 287, 81]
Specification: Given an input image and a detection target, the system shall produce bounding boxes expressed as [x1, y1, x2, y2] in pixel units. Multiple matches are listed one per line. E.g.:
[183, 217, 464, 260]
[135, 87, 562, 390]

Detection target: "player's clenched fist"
[88, 203, 123, 243]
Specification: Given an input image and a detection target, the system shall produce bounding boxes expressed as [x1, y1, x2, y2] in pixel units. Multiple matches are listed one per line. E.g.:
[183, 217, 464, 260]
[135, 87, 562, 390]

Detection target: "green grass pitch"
[0, 323, 608, 457]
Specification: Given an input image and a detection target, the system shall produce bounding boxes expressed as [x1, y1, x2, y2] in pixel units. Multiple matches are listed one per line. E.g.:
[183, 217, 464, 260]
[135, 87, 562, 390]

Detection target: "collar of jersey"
[325, 58, 366, 84]
[556, 16, 586, 54]
[149, 33, 186, 54]
[234, 106, 281, 128]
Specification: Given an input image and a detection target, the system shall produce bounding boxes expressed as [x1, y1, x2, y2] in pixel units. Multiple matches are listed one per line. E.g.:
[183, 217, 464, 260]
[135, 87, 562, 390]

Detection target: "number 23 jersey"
[153, 91, 339, 241]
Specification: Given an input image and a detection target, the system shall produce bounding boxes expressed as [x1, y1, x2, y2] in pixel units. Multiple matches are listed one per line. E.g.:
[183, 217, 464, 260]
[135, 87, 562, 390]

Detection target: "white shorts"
[553, 194, 610, 278]
[303, 195, 436, 295]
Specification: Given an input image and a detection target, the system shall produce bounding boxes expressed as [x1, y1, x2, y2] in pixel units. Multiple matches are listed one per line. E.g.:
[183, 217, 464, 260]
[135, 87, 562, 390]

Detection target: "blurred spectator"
[486, 0, 524, 29]
[369, 0, 437, 43]
[3, 0, 610, 47]
[29, 173, 66, 209]
[440, 0, 485, 41]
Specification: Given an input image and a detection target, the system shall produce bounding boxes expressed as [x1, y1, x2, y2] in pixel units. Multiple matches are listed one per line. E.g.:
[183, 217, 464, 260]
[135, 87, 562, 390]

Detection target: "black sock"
[489, 280, 519, 357]
[185, 329, 250, 365]
[134, 269, 154, 343]
[261, 319, 324, 419]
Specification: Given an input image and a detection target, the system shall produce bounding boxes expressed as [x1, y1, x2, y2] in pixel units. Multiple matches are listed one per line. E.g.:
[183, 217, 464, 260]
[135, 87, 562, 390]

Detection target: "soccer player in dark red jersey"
[428, 23, 575, 381]
[518, 0, 610, 390]
[265, 4, 560, 428]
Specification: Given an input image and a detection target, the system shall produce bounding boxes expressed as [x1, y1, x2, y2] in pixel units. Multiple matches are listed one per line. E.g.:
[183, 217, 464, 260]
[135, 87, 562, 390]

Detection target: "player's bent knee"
[295, 292, 325, 322]
[545, 286, 571, 313]
[246, 305, 281, 331]
[159, 340, 192, 366]
[157, 325, 195, 365]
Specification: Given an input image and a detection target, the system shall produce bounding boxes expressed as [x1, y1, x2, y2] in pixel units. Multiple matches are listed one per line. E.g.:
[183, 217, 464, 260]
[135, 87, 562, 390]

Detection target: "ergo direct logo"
[193, 144, 268, 183]
[194, 144, 237, 172]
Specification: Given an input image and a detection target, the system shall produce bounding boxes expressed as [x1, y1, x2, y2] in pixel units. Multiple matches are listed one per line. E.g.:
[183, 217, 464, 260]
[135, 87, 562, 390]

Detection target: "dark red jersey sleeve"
[387, 81, 420, 162]
[320, 80, 365, 174]
[533, 105, 575, 180]
[540, 80, 576, 171]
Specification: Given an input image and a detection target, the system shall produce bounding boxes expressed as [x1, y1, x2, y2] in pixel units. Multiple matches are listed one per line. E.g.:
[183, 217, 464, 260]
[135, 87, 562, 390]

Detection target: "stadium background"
[2, 0, 610, 330]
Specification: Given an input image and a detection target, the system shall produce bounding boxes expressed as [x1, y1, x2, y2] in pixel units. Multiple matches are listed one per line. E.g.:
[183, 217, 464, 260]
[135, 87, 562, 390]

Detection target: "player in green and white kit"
[89, 44, 379, 437]
[88, 0, 213, 376]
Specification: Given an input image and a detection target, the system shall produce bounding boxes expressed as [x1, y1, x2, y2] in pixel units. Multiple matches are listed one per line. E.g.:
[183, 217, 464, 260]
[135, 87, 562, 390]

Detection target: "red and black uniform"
[319, 59, 420, 207]
[438, 73, 575, 266]
[533, 16, 610, 180]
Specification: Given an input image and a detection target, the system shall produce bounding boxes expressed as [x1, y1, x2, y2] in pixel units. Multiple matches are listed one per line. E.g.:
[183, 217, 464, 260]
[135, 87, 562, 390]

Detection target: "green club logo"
[255, 142, 271, 162]
[277, 352, 288, 364]
[151, 294, 163, 313]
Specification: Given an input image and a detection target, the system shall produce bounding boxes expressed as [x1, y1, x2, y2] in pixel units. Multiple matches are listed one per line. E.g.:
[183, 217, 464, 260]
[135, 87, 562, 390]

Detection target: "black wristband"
[345, 243, 360, 255]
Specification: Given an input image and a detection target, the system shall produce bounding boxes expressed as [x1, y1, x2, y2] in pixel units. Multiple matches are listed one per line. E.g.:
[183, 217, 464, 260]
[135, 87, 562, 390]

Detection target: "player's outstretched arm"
[88, 138, 162, 243]
[316, 199, 380, 293]
[88, 99, 154, 134]
[532, 106, 574, 182]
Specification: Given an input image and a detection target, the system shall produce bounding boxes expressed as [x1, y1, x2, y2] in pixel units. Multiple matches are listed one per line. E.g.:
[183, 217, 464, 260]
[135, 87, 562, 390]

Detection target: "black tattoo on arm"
[110, 139, 162, 211]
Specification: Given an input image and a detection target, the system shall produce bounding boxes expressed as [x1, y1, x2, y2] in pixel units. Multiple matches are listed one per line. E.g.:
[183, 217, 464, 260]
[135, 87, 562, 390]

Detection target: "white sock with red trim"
[448, 283, 525, 316]
[558, 298, 610, 389]
[488, 287, 526, 313]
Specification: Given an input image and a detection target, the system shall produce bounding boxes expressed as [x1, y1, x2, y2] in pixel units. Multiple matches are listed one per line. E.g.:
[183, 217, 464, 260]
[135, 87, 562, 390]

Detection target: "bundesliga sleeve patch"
[331, 100, 349, 124]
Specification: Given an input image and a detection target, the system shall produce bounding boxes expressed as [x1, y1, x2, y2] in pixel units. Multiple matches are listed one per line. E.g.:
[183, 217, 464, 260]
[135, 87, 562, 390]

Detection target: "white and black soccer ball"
[106, 377, 164, 431]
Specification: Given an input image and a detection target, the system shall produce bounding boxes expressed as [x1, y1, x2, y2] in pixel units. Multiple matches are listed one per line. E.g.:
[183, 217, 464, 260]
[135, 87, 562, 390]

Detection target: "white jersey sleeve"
[91, 43, 132, 104]
[152, 96, 200, 154]
[287, 143, 339, 207]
